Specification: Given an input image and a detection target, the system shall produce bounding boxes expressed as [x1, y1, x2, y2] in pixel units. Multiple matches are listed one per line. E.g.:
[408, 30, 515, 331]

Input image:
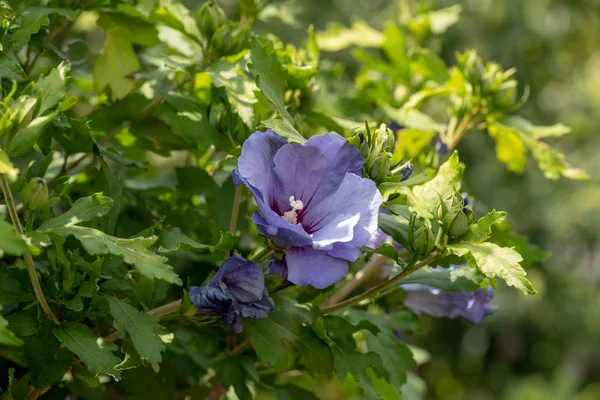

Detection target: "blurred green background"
[244, 0, 600, 398]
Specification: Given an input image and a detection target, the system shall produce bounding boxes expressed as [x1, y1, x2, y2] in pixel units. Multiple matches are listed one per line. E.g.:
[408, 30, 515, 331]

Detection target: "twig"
[0, 174, 59, 325]
[319, 250, 441, 314]
[228, 186, 243, 234]
[323, 255, 389, 306]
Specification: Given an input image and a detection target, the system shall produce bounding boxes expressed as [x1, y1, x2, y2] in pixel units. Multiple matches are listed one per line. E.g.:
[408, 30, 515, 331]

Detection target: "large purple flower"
[189, 256, 274, 332]
[402, 282, 497, 324]
[234, 130, 382, 289]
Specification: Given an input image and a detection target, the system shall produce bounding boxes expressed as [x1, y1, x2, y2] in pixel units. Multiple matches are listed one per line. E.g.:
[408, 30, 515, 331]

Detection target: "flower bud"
[408, 215, 435, 256]
[197, 1, 227, 40]
[368, 153, 391, 182]
[448, 211, 468, 238]
[21, 178, 48, 211]
[348, 132, 370, 158]
[210, 24, 233, 55]
[437, 191, 464, 232]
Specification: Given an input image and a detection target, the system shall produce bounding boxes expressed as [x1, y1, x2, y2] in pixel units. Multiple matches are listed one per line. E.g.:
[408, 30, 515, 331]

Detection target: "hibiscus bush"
[0, 1, 587, 399]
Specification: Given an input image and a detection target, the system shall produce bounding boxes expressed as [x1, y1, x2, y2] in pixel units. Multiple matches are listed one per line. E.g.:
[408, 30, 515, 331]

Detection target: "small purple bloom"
[401, 162, 413, 182]
[434, 140, 449, 156]
[234, 130, 383, 289]
[189, 256, 274, 332]
[402, 282, 497, 324]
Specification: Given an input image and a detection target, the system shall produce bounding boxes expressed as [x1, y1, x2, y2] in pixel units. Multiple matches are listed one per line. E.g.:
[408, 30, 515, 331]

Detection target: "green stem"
[229, 186, 243, 234]
[0, 174, 59, 325]
[25, 210, 34, 232]
[319, 250, 441, 314]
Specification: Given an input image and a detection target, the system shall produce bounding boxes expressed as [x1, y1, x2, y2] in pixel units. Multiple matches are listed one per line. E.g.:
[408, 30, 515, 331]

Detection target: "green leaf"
[458, 210, 506, 243]
[105, 296, 165, 373]
[383, 105, 444, 133]
[526, 138, 588, 180]
[0, 149, 19, 181]
[410, 48, 449, 84]
[378, 212, 410, 249]
[94, 27, 140, 101]
[382, 22, 409, 80]
[488, 121, 527, 173]
[38, 193, 114, 231]
[12, 7, 77, 51]
[249, 37, 293, 123]
[427, 5, 463, 34]
[5, 309, 39, 337]
[448, 242, 536, 294]
[206, 61, 258, 125]
[262, 118, 305, 143]
[498, 115, 571, 139]
[412, 151, 464, 209]
[0, 52, 27, 82]
[158, 109, 228, 150]
[0, 313, 24, 347]
[25, 328, 73, 388]
[35, 61, 72, 115]
[0, 270, 35, 306]
[392, 128, 437, 165]
[363, 330, 415, 388]
[96, 157, 122, 236]
[53, 322, 122, 380]
[175, 167, 220, 196]
[397, 266, 483, 292]
[317, 20, 384, 51]
[46, 225, 182, 285]
[10, 112, 58, 156]
[0, 219, 30, 257]
[155, 227, 228, 253]
[274, 384, 319, 400]
[244, 293, 333, 376]
[323, 316, 382, 399]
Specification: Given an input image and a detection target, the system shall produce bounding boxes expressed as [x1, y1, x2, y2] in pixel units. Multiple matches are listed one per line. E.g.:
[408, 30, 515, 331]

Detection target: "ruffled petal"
[272, 133, 365, 212]
[303, 172, 382, 248]
[212, 256, 265, 303]
[188, 286, 232, 315]
[240, 288, 275, 320]
[286, 246, 349, 288]
[236, 129, 287, 203]
[326, 242, 363, 261]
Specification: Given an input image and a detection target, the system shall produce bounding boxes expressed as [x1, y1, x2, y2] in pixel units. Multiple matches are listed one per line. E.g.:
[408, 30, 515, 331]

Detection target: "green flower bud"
[464, 207, 476, 225]
[448, 211, 468, 238]
[368, 153, 391, 181]
[21, 178, 48, 211]
[408, 215, 435, 256]
[210, 24, 233, 55]
[197, 1, 227, 40]
[437, 191, 464, 230]
[12, 96, 37, 130]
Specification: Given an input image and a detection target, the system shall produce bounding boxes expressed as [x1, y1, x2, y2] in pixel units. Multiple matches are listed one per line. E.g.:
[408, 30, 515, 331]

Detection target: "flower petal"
[252, 212, 312, 248]
[402, 285, 497, 324]
[212, 256, 265, 303]
[272, 133, 365, 212]
[188, 286, 232, 313]
[326, 242, 362, 261]
[286, 246, 349, 288]
[240, 288, 275, 320]
[303, 172, 382, 248]
[236, 129, 287, 201]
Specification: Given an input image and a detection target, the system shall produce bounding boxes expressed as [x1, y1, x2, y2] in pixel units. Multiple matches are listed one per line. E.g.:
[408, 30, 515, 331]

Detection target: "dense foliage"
[0, 1, 586, 399]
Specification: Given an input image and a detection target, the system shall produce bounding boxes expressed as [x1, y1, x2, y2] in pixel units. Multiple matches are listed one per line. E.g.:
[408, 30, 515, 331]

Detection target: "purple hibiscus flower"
[234, 130, 382, 289]
[189, 256, 274, 332]
[401, 271, 497, 324]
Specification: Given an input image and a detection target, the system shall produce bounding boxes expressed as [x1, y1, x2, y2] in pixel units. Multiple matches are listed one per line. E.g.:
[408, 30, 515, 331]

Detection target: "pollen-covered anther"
[283, 196, 304, 224]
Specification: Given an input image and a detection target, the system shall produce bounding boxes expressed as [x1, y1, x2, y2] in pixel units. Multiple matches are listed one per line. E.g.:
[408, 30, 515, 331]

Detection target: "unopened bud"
[401, 162, 413, 182]
[21, 178, 48, 210]
[197, 1, 227, 40]
[448, 211, 468, 238]
[408, 215, 435, 256]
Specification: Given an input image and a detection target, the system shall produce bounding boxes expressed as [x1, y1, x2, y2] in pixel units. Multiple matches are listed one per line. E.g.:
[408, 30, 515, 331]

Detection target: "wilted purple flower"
[402, 281, 497, 324]
[189, 256, 274, 332]
[234, 130, 382, 289]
